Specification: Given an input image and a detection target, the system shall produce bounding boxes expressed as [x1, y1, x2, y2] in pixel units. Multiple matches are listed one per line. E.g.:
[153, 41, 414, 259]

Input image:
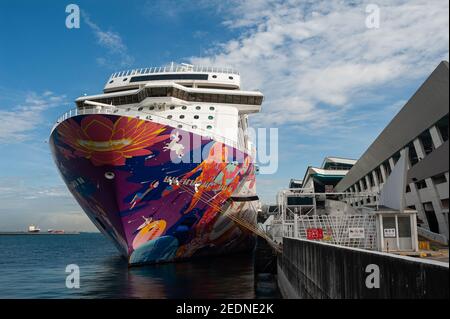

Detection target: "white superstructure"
[64, 63, 263, 154]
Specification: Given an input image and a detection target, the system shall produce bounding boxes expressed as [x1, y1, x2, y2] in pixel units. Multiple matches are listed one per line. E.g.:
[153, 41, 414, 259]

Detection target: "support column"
[429, 125, 444, 148]
[380, 164, 387, 185]
[359, 180, 366, 205]
[413, 137, 448, 239]
[389, 157, 395, 170]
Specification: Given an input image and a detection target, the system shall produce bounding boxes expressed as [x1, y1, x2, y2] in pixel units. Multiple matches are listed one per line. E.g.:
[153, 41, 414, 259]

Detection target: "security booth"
[374, 208, 419, 252]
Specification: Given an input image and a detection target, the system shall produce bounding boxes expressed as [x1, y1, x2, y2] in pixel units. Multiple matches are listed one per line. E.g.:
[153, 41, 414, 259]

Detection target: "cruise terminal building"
[336, 61, 449, 241]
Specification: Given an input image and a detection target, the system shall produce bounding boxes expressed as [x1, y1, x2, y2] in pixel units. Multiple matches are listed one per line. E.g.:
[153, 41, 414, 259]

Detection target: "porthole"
[123, 78, 128, 81]
[104, 172, 115, 180]
[195, 106, 201, 110]
[182, 106, 187, 110]
[209, 106, 215, 111]
[138, 107, 143, 111]
[126, 108, 131, 111]
[167, 115, 173, 119]
[109, 80, 114, 84]
[149, 106, 155, 110]
[194, 115, 199, 119]
[179, 115, 185, 119]
[170, 106, 175, 110]
[206, 125, 212, 129]
[208, 116, 214, 120]
[192, 125, 198, 129]
[177, 124, 183, 128]
[212, 75, 217, 78]
[228, 76, 233, 80]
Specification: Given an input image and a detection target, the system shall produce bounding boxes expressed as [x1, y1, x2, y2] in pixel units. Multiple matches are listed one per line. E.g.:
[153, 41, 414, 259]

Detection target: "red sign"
[306, 228, 324, 240]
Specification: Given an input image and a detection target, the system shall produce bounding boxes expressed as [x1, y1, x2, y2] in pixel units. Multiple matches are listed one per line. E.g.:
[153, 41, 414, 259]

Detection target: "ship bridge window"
[130, 73, 209, 83]
[82, 87, 263, 109]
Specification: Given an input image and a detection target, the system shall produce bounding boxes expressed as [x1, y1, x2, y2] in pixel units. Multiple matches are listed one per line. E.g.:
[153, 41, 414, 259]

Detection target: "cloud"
[190, 0, 449, 128]
[0, 91, 67, 144]
[83, 11, 134, 67]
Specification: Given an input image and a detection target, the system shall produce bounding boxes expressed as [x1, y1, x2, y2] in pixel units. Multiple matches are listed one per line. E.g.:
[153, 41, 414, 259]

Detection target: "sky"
[0, 0, 448, 231]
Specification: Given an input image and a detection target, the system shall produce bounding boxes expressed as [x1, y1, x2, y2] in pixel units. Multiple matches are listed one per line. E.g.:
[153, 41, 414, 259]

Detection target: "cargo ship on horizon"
[49, 63, 262, 265]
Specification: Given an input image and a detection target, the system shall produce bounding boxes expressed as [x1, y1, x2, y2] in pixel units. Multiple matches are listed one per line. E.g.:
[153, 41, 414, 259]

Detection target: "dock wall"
[278, 237, 449, 299]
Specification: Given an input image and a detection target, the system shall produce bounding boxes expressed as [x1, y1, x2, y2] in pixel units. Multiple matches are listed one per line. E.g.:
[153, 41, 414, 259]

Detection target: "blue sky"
[0, 0, 448, 231]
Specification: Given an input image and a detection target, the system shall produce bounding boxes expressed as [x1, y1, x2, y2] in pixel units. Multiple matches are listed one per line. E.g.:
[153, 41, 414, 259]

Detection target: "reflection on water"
[79, 253, 256, 299]
[0, 233, 275, 299]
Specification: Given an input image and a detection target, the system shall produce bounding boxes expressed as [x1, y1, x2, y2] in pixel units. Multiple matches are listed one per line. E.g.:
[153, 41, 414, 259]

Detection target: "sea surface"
[0, 233, 277, 299]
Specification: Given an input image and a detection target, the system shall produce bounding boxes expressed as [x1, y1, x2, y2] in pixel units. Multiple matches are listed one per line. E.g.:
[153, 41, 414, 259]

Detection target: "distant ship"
[28, 225, 41, 233]
[49, 63, 262, 265]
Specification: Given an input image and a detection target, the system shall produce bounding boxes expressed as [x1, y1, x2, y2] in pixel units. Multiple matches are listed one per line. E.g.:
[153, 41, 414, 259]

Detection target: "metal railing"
[52, 105, 249, 153]
[109, 64, 239, 79]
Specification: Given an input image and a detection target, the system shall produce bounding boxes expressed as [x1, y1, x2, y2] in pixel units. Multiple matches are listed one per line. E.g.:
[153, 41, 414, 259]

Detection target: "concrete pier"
[277, 237, 449, 299]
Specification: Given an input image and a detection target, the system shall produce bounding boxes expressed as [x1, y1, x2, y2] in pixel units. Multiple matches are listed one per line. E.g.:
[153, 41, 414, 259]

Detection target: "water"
[0, 233, 275, 298]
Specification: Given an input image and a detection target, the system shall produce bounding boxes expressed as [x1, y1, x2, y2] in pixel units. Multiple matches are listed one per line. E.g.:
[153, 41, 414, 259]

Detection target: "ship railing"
[109, 65, 240, 80]
[52, 106, 251, 155]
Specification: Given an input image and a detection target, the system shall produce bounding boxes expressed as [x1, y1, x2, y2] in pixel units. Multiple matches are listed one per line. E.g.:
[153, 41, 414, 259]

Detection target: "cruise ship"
[49, 63, 263, 265]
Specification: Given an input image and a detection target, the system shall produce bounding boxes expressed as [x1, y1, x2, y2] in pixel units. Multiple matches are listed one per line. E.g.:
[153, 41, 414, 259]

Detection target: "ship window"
[226, 95, 233, 103]
[229, 76, 233, 80]
[194, 115, 199, 119]
[123, 78, 128, 81]
[206, 125, 213, 129]
[178, 124, 183, 128]
[138, 107, 143, 111]
[196, 106, 201, 110]
[179, 115, 185, 119]
[218, 95, 226, 103]
[170, 106, 175, 110]
[211, 95, 218, 103]
[210, 106, 215, 111]
[182, 106, 187, 110]
[167, 115, 173, 119]
[212, 75, 217, 78]
[149, 106, 154, 110]
[192, 125, 198, 129]
[233, 95, 240, 103]
[208, 116, 214, 120]
[109, 80, 114, 84]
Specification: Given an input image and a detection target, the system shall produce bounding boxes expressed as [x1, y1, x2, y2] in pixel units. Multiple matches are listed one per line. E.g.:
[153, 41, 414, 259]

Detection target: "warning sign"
[306, 228, 324, 240]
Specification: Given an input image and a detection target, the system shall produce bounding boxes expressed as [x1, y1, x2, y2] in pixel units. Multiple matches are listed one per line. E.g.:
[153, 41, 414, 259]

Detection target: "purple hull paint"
[49, 114, 256, 265]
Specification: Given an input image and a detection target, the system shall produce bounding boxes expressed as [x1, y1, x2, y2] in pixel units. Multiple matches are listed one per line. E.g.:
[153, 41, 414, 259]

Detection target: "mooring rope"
[177, 182, 282, 252]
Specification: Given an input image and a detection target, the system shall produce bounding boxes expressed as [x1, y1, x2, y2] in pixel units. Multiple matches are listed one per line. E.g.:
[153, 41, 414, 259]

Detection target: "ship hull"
[49, 114, 257, 265]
